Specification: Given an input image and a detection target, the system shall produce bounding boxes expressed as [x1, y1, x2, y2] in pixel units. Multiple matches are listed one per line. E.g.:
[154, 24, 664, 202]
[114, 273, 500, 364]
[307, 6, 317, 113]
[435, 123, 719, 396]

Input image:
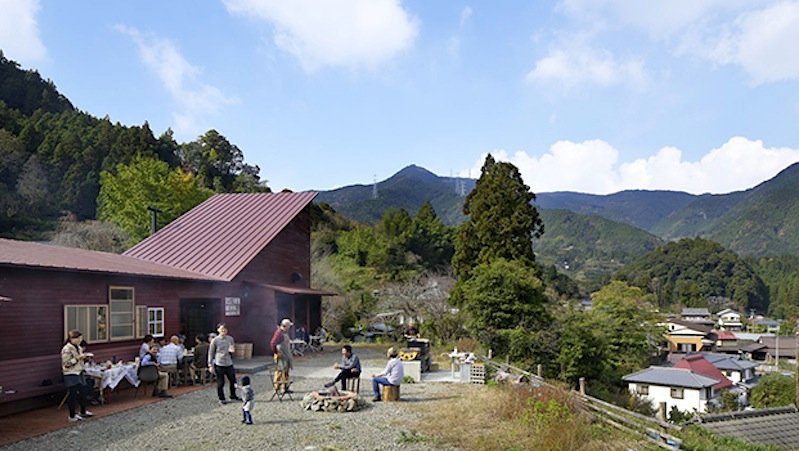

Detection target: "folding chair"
[136, 365, 160, 398]
[269, 370, 293, 402]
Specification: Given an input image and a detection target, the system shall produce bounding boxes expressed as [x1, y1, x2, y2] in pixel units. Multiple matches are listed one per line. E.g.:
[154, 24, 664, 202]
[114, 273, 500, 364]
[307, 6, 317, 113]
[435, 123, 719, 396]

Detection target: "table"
[290, 339, 307, 356]
[447, 352, 470, 380]
[84, 363, 140, 402]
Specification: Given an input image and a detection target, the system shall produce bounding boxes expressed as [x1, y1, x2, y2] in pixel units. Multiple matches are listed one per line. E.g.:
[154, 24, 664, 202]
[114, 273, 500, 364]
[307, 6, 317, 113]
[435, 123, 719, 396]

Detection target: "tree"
[750, 373, 796, 408]
[452, 154, 544, 285]
[180, 129, 244, 192]
[407, 202, 454, 270]
[459, 258, 549, 353]
[97, 155, 212, 246]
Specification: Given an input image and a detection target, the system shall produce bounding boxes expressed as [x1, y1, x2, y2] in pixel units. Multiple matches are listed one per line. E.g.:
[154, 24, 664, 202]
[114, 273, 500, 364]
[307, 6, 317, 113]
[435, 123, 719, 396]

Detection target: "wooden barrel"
[382, 384, 400, 401]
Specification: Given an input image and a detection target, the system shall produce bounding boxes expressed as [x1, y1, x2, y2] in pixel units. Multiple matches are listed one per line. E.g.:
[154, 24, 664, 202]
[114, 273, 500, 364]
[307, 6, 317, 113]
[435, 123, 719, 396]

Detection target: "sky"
[2, 0, 799, 195]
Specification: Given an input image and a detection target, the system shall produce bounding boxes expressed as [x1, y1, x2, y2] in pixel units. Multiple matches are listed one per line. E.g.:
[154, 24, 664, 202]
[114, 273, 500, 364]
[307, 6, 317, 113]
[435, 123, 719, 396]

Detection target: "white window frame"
[670, 387, 684, 399]
[148, 307, 165, 338]
[109, 286, 135, 341]
[136, 306, 148, 339]
[64, 305, 108, 343]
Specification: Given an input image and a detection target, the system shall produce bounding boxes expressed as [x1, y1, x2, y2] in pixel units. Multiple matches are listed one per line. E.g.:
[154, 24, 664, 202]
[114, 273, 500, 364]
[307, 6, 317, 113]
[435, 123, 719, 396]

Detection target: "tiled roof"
[674, 355, 733, 390]
[623, 366, 719, 389]
[668, 319, 714, 334]
[716, 330, 737, 340]
[682, 307, 710, 316]
[125, 192, 317, 282]
[0, 238, 217, 281]
[698, 407, 799, 449]
[700, 353, 759, 371]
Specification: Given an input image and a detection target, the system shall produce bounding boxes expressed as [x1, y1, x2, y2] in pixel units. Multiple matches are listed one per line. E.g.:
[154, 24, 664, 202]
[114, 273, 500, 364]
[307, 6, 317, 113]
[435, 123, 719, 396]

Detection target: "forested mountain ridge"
[0, 52, 268, 240]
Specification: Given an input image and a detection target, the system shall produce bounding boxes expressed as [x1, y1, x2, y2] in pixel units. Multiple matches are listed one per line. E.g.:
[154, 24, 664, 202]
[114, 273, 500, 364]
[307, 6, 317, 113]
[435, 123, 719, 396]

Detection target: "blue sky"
[2, 1, 799, 194]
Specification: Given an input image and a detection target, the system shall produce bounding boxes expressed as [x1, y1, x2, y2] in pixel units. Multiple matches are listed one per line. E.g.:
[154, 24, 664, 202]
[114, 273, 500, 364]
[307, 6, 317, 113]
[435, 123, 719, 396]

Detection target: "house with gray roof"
[696, 407, 799, 449]
[623, 366, 720, 414]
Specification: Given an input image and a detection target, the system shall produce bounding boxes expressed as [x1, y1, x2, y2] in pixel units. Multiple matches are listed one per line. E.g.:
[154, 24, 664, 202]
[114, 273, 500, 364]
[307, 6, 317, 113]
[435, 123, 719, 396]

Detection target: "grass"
[406, 382, 642, 451]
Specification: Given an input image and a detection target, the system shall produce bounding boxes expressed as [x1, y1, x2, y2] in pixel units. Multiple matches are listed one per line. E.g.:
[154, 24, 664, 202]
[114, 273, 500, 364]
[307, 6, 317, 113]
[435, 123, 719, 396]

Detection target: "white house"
[623, 366, 719, 414]
[716, 309, 743, 331]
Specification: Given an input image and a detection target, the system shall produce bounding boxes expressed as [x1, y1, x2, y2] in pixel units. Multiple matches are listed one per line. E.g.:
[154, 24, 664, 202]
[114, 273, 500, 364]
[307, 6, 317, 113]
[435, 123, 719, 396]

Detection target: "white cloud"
[223, 0, 419, 72]
[466, 137, 799, 195]
[460, 6, 473, 27]
[0, 0, 46, 65]
[526, 42, 649, 90]
[116, 26, 236, 139]
[556, 0, 799, 85]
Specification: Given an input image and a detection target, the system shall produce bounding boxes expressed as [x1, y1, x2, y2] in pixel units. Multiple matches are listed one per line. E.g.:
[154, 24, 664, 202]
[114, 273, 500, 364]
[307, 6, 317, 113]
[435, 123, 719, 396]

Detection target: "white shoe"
[82, 411, 94, 417]
[69, 415, 84, 422]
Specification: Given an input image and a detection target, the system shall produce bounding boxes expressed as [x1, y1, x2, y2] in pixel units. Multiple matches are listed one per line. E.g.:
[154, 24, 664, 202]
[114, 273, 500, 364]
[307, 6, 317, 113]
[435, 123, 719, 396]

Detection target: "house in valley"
[623, 366, 719, 414]
[665, 319, 716, 354]
[716, 309, 743, 331]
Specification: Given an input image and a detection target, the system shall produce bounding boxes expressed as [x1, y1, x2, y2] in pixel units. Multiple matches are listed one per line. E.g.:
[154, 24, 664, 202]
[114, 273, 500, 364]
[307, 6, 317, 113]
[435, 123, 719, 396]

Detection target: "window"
[64, 305, 107, 343]
[637, 384, 649, 395]
[679, 343, 696, 353]
[109, 287, 134, 340]
[670, 387, 684, 399]
[136, 306, 148, 338]
[148, 307, 164, 337]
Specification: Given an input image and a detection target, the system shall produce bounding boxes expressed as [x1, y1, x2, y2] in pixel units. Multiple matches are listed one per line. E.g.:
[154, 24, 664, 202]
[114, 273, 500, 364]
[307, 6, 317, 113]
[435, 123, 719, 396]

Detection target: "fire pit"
[301, 389, 368, 412]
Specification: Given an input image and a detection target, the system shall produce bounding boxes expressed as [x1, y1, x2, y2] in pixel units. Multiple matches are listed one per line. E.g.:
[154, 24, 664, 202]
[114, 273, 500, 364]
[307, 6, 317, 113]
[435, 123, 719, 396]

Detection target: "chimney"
[147, 206, 163, 235]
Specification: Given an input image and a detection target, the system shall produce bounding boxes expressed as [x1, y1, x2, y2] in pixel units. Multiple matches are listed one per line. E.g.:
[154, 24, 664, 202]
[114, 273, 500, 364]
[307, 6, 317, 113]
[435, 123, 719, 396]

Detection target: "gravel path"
[4, 347, 458, 451]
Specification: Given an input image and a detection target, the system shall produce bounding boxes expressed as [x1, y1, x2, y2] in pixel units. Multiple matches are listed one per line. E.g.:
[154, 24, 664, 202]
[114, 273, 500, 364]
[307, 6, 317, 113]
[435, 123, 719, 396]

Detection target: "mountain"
[535, 209, 663, 289]
[319, 162, 799, 258]
[316, 165, 474, 224]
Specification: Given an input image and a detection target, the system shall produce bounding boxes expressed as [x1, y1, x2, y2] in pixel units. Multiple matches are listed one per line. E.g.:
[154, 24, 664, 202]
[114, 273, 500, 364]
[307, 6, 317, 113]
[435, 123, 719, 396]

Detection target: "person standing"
[209, 323, 239, 404]
[325, 345, 361, 391]
[270, 318, 294, 391]
[371, 347, 404, 402]
[61, 330, 94, 422]
[238, 376, 255, 425]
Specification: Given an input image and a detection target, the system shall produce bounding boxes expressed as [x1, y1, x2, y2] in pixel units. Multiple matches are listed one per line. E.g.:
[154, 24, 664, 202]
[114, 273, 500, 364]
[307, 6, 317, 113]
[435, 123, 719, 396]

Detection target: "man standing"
[209, 323, 239, 404]
[325, 345, 361, 391]
[270, 318, 294, 391]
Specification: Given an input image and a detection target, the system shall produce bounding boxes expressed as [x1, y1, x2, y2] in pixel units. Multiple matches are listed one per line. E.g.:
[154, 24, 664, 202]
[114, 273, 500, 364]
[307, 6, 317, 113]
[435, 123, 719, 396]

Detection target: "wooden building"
[0, 192, 332, 414]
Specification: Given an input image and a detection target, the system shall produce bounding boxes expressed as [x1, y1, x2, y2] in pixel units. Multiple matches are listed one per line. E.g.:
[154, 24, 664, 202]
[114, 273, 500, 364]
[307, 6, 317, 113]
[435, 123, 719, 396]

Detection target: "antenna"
[372, 174, 378, 200]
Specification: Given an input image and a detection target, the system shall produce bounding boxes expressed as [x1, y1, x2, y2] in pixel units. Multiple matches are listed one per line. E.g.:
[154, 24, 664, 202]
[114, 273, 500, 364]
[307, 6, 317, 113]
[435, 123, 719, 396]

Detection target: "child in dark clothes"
[238, 376, 255, 425]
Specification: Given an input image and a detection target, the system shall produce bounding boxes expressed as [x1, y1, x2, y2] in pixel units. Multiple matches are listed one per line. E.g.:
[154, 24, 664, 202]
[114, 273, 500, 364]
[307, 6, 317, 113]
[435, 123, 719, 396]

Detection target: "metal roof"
[259, 283, 336, 296]
[700, 352, 759, 371]
[623, 366, 719, 389]
[673, 355, 733, 390]
[0, 238, 218, 281]
[698, 407, 799, 449]
[124, 192, 317, 282]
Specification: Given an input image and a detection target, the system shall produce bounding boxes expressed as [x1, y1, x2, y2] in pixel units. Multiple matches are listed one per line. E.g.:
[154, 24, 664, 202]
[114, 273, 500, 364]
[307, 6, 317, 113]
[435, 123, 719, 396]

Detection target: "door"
[180, 298, 220, 341]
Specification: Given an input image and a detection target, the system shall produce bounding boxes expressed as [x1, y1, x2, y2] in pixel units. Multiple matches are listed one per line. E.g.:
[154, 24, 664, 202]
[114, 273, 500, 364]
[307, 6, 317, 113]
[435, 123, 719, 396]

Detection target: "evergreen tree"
[452, 154, 544, 284]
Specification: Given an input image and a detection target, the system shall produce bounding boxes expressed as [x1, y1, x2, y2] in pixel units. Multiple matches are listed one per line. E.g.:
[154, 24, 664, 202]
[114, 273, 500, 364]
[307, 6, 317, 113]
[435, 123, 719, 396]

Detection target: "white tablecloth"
[84, 363, 140, 390]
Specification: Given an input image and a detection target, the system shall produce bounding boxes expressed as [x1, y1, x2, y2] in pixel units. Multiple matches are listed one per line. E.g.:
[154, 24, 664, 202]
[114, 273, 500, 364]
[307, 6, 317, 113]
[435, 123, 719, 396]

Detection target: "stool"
[382, 384, 400, 401]
[270, 370, 293, 402]
[345, 377, 360, 394]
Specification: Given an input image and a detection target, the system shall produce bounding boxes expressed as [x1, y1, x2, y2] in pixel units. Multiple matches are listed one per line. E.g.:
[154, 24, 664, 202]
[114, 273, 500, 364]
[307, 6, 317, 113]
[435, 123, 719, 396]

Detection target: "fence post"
[657, 402, 667, 422]
[537, 364, 542, 378]
[579, 377, 586, 396]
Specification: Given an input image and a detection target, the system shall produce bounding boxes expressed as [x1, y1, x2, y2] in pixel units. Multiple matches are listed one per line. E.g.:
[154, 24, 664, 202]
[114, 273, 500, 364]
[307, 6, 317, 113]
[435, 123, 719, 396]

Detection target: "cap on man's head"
[280, 318, 294, 327]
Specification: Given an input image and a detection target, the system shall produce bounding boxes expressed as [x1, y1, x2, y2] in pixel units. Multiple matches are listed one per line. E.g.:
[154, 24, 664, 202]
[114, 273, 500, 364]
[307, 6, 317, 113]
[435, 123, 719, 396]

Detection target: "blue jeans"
[372, 376, 393, 399]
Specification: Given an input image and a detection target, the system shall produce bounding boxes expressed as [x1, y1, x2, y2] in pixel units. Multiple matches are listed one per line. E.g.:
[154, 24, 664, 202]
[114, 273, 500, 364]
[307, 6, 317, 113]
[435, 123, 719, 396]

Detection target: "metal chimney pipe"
[147, 206, 163, 235]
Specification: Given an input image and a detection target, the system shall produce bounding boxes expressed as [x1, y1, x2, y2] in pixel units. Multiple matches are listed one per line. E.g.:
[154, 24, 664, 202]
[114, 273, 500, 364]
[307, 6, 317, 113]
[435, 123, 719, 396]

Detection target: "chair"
[270, 370, 293, 402]
[136, 365, 159, 398]
[190, 363, 209, 385]
[345, 376, 360, 394]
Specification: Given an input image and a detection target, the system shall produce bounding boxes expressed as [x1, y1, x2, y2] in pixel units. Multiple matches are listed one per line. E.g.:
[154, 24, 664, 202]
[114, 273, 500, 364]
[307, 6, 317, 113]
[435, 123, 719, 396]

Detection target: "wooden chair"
[136, 365, 160, 398]
[345, 376, 360, 394]
[190, 363, 209, 385]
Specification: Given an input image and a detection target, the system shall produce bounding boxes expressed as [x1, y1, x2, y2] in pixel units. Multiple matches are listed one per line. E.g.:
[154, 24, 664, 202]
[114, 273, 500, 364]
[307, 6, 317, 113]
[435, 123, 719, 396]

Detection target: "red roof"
[124, 192, 317, 281]
[716, 330, 737, 340]
[674, 354, 733, 390]
[0, 238, 217, 281]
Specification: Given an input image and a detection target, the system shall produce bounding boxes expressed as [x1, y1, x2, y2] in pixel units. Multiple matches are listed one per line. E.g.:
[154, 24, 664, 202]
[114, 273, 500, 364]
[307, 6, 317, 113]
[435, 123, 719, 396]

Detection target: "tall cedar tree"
[451, 154, 544, 303]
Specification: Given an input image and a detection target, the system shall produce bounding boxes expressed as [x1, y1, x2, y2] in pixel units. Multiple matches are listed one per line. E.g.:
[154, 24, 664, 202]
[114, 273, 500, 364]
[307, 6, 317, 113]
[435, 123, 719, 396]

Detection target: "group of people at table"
[60, 319, 405, 423]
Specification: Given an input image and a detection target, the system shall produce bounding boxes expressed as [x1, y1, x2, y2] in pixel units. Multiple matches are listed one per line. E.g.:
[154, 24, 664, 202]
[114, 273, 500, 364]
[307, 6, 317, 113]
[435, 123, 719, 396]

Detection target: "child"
[238, 376, 255, 425]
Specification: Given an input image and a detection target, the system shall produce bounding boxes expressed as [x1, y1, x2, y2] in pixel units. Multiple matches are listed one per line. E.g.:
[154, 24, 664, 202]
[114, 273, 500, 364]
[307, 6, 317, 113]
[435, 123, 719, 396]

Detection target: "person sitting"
[370, 347, 404, 402]
[324, 345, 361, 391]
[190, 334, 210, 383]
[138, 334, 154, 360]
[157, 335, 184, 385]
[404, 323, 419, 339]
[141, 345, 173, 398]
